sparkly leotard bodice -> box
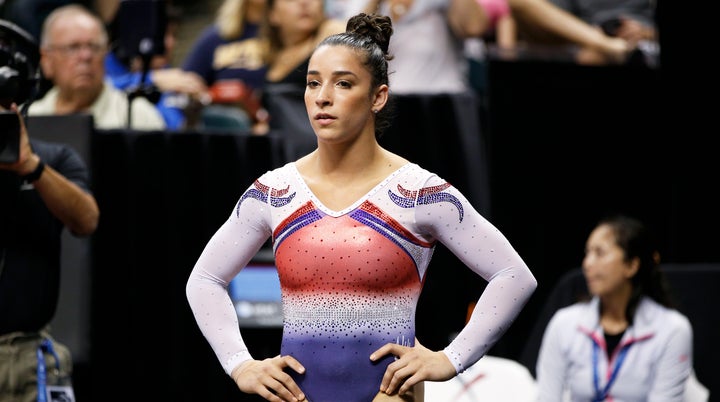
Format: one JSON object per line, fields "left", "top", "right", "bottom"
{"left": 187, "top": 162, "right": 536, "bottom": 402}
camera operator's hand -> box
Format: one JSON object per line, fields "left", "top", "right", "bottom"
{"left": 0, "top": 103, "right": 99, "bottom": 236}
{"left": 0, "top": 103, "right": 36, "bottom": 175}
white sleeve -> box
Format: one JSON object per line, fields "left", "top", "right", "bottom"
{"left": 185, "top": 185, "right": 273, "bottom": 376}
{"left": 535, "top": 311, "right": 569, "bottom": 402}
{"left": 416, "top": 180, "right": 537, "bottom": 373}
{"left": 647, "top": 312, "right": 693, "bottom": 401}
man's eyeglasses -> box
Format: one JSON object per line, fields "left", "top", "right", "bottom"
{"left": 47, "top": 42, "right": 107, "bottom": 57}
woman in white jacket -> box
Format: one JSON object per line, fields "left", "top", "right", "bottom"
{"left": 535, "top": 215, "right": 693, "bottom": 402}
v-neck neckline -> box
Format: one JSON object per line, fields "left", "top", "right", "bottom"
{"left": 289, "top": 162, "right": 413, "bottom": 217}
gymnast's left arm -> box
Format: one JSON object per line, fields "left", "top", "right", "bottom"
{"left": 422, "top": 182, "right": 537, "bottom": 373}
{"left": 372, "top": 178, "right": 537, "bottom": 396}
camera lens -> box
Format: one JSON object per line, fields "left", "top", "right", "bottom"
{"left": 0, "top": 19, "right": 39, "bottom": 106}
{"left": 0, "top": 65, "right": 21, "bottom": 108}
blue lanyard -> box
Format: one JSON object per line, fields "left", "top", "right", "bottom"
{"left": 37, "top": 338, "right": 61, "bottom": 402}
{"left": 592, "top": 339, "right": 630, "bottom": 402}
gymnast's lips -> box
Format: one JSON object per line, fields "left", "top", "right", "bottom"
{"left": 314, "top": 113, "right": 336, "bottom": 124}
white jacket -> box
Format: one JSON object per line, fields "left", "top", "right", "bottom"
{"left": 536, "top": 296, "right": 693, "bottom": 402}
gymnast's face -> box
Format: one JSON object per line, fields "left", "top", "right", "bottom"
{"left": 305, "top": 44, "right": 387, "bottom": 144}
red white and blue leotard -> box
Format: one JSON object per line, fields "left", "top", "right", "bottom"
{"left": 186, "top": 162, "right": 536, "bottom": 402}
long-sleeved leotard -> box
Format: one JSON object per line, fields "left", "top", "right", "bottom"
{"left": 186, "top": 162, "right": 536, "bottom": 402}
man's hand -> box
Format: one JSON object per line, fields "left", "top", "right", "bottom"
{"left": 0, "top": 103, "right": 36, "bottom": 175}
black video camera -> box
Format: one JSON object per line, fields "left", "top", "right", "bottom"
{"left": 0, "top": 19, "right": 40, "bottom": 163}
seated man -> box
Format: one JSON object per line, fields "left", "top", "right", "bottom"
{"left": 28, "top": 4, "right": 165, "bottom": 130}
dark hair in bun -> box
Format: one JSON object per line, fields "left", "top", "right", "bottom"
{"left": 316, "top": 13, "right": 395, "bottom": 137}
{"left": 345, "top": 13, "right": 393, "bottom": 56}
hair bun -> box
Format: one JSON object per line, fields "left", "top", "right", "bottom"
{"left": 345, "top": 13, "right": 393, "bottom": 54}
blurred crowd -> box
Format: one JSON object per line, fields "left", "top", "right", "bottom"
{"left": 0, "top": 0, "right": 659, "bottom": 143}
{"left": 2, "top": 2, "right": 709, "bottom": 402}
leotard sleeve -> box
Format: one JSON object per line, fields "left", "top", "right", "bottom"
{"left": 415, "top": 175, "right": 537, "bottom": 373}
{"left": 186, "top": 177, "right": 274, "bottom": 375}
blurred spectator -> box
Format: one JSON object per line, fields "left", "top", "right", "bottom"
{"left": 28, "top": 4, "right": 166, "bottom": 130}
{"left": 181, "top": 0, "right": 268, "bottom": 134}
{"left": 535, "top": 215, "right": 693, "bottom": 401}
{"left": 261, "top": 0, "right": 345, "bottom": 85}
{"left": 548, "top": 0, "right": 656, "bottom": 43}
{"left": 477, "top": 0, "right": 516, "bottom": 49}
{"left": 506, "top": 0, "right": 635, "bottom": 64}
{"left": 259, "top": 0, "right": 345, "bottom": 159}
{"left": 105, "top": 2, "right": 208, "bottom": 130}
{"left": 351, "top": 0, "right": 488, "bottom": 95}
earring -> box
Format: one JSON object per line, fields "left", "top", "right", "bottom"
{"left": 372, "top": 109, "right": 378, "bottom": 114}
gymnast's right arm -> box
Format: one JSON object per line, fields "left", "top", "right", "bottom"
{"left": 185, "top": 178, "right": 307, "bottom": 401}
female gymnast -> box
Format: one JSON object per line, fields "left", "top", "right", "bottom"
{"left": 186, "top": 13, "right": 537, "bottom": 402}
